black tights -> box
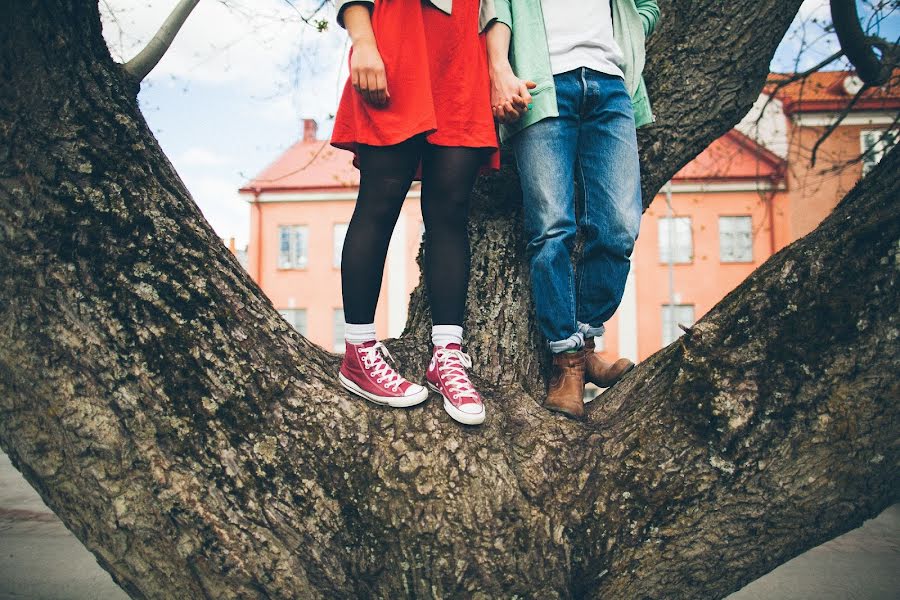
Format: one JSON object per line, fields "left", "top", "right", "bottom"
{"left": 341, "top": 135, "right": 484, "bottom": 326}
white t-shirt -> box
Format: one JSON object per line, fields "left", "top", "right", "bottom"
{"left": 541, "top": 0, "right": 625, "bottom": 79}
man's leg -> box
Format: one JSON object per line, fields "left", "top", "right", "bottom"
{"left": 511, "top": 71, "right": 582, "bottom": 353}
{"left": 575, "top": 70, "right": 642, "bottom": 387}
{"left": 575, "top": 70, "right": 642, "bottom": 338}
{"left": 513, "top": 71, "right": 588, "bottom": 418}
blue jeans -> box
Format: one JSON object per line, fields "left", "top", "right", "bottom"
{"left": 512, "top": 68, "right": 642, "bottom": 353}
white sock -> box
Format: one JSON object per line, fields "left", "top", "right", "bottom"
{"left": 432, "top": 325, "right": 463, "bottom": 348}
{"left": 345, "top": 322, "right": 376, "bottom": 345}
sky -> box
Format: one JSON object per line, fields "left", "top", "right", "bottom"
{"left": 98, "top": 0, "right": 898, "bottom": 248}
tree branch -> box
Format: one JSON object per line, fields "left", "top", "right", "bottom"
{"left": 809, "top": 80, "right": 870, "bottom": 166}
{"left": 123, "top": 0, "right": 201, "bottom": 82}
{"left": 831, "top": 0, "right": 895, "bottom": 85}
{"left": 765, "top": 49, "right": 845, "bottom": 90}
{"left": 281, "top": 0, "right": 331, "bottom": 29}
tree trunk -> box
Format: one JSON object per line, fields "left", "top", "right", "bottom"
{"left": 1, "top": 1, "right": 896, "bottom": 599}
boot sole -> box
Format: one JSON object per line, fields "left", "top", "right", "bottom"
{"left": 545, "top": 403, "right": 584, "bottom": 420}
{"left": 339, "top": 373, "right": 429, "bottom": 408}
{"left": 427, "top": 382, "right": 485, "bottom": 426}
{"left": 588, "top": 361, "right": 637, "bottom": 389}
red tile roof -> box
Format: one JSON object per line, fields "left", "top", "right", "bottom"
{"left": 766, "top": 69, "right": 900, "bottom": 114}
{"left": 674, "top": 130, "right": 785, "bottom": 182}
{"left": 245, "top": 131, "right": 785, "bottom": 194}
{"left": 239, "top": 140, "right": 359, "bottom": 194}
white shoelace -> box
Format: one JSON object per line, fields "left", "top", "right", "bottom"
{"left": 359, "top": 342, "right": 404, "bottom": 392}
{"left": 435, "top": 348, "right": 480, "bottom": 402}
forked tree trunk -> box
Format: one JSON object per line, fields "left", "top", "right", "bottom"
{"left": 1, "top": 1, "right": 896, "bottom": 599}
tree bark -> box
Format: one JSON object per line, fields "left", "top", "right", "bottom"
{"left": 0, "top": 1, "right": 896, "bottom": 599}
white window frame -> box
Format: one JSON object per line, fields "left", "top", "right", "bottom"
{"left": 333, "top": 308, "right": 345, "bottom": 353}
{"left": 278, "top": 225, "right": 308, "bottom": 269}
{"left": 719, "top": 216, "right": 753, "bottom": 263}
{"left": 658, "top": 216, "right": 693, "bottom": 264}
{"left": 860, "top": 129, "right": 897, "bottom": 175}
{"left": 333, "top": 223, "right": 349, "bottom": 268}
{"left": 662, "top": 304, "right": 695, "bottom": 346}
{"left": 278, "top": 308, "right": 308, "bottom": 336}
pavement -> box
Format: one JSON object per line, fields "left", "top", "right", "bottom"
{"left": 0, "top": 452, "right": 128, "bottom": 600}
{"left": 1, "top": 450, "right": 897, "bottom": 599}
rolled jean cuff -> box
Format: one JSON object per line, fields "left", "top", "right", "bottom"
{"left": 549, "top": 331, "right": 585, "bottom": 354}
{"left": 578, "top": 322, "right": 606, "bottom": 338}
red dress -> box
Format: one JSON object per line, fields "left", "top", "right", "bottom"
{"left": 331, "top": 0, "right": 500, "bottom": 171}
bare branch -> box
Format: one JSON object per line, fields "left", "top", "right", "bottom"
{"left": 818, "top": 110, "right": 900, "bottom": 175}
{"left": 831, "top": 0, "right": 895, "bottom": 85}
{"left": 810, "top": 81, "right": 870, "bottom": 166}
{"left": 281, "top": 0, "right": 331, "bottom": 29}
{"left": 765, "top": 49, "right": 845, "bottom": 89}
{"left": 123, "top": 0, "right": 201, "bottom": 82}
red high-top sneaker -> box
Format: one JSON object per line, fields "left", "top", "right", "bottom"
{"left": 339, "top": 341, "right": 428, "bottom": 408}
{"left": 426, "top": 344, "right": 485, "bottom": 425}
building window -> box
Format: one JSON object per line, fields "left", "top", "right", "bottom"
{"left": 278, "top": 309, "right": 307, "bottom": 336}
{"left": 278, "top": 225, "right": 308, "bottom": 269}
{"left": 662, "top": 304, "right": 695, "bottom": 346}
{"left": 333, "top": 223, "right": 348, "bottom": 268}
{"left": 860, "top": 129, "right": 897, "bottom": 175}
{"left": 719, "top": 216, "right": 753, "bottom": 263}
{"left": 658, "top": 217, "right": 693, "bottom": 263}
{"left": 333, "top": 308, "right": 345, "bottom": 353}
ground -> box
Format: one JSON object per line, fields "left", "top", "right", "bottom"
{"left": 0, "top": 451, "right": 896, "bottom": 600}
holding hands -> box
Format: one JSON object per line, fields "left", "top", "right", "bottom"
{"left": 490, "top": 66, "right": 535, "bottom": 124}
{"left": 486, "top": 22, "right": 534, "bottom": 124}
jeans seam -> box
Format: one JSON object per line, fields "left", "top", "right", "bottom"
{"left": 580, "top": 67, "right": 588, "bottom": 117}
{"left": 573, "top": 69, "right": 585, "bottom": 336}
{"left": 576, "top": 155, "right": 589, "bottom": 328}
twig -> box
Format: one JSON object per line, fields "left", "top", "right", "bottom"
{"left": 124, "top": 0, "right": 201, "bottom": 82}
{"left": 810, "top": 82, "right": 870, "bottom": 167}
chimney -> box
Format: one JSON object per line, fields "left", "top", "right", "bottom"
{"left": 303, "top": 118, "right": 318, "bottom": 142}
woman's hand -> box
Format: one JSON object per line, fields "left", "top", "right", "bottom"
{"left": 351, "top": 39, "right": 389, "bottom": 107}
{"left": 342, "top": 4, "right": 389, "bottom": 107}
{"left": 490, "top": 64, "right": 535, "bottom": 124}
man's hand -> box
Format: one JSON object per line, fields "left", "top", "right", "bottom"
{"left": 351, "top": 39, "right": 389, "bottom": 107}
{"left": 490, "top": 64, "right": 535, "bottom": 124}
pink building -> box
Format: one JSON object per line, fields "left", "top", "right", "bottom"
{"left": 240, "top": 120, "right": 422, "bottom": 351}
{"left": 241, "top": 71, "right": 898, "bottom": 362}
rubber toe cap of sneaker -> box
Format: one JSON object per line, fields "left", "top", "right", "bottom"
{"left": 456, "top": 402, "right": 484, "bottom": 415}
{"left": 405, "top": 383, "right": 426, "bottom": 397}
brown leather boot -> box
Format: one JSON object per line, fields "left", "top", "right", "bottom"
{"left": 545, "top": 349, "right": 586, "bottom": 419}
{"left": 584, "top": 338, "right": 634, "bottom": 388}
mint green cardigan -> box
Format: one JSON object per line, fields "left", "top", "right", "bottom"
{"left": 494, "top": 0, "right": 660, "bottom": 142}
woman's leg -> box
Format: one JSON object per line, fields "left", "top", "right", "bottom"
{"left": 419, "top": 144, "right": 484, "bottom": 328}
{"left": 338, "top": 136, "right": 429, "bottom": 408}
{"left": 341, "top": 136, "right": 424, "bottom": 325}
{"left": 420, "top": 144, "right": 486, "bottom": 425}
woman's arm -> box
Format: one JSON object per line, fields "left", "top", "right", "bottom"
{"left": 342, "top": 3, "right": 389, "bottom": 107}
{"left": 486, "top": 21, "right": 535, "bottom": 124}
